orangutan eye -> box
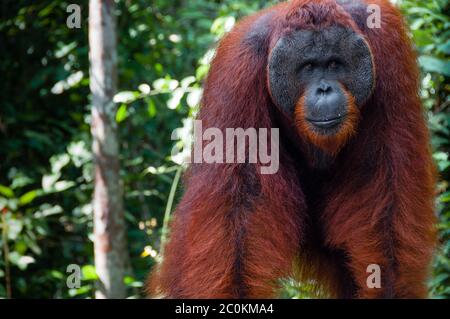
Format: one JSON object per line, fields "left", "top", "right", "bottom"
{"left": 304, "top": 63, "right": 312, "bottom": 69}
{"left": 300, "top": 62, "right": 314, "bottom": 72}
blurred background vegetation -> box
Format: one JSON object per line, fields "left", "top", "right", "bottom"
{"left": 0, "top": 0, "right": 448, "bottom": 298}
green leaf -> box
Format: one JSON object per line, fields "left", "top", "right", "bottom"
{"left": 50, "top": 270, "right": 64, "bottom": 280}
{"left": 437, "top": 40, "right": 450, "bottom": 54}
{"left": 419, "top": 56, "right": 450, "bottom": 76}
{"left": 138, "top": 83, "right": 151, "bottom": 94}
{"left": 430, "top": 273, "right": 449, "bottom": 285}
{"left": 196, "top": 64, "right": 209, "bottom": 80}
{"left": 17, "top": 256, "right": 36, "bottom": 270}
{"left": 124, "top": 276, "right": 143, "bottom": 288}
{"left": 440, "top": 191, "right": 450, "bottom": 203}
{"left": 412, "top": 30, "right": 433, "bottom": 46}
{"left": 153, "top": 78, "right": 178, "bottom": 91}
{"left": 53, "top": 181, "right": 75, "bottom": 192}
{"left": 0, "top": 184, "right": 14, "bottom": 198}
{"left": 147, "top": 99, "right": 157, "bottom": 118}
{"left": 14, "top": 240, "right": 28, "bottom": 254}
{"left": 6, "top": 199, "right": 18, "bottom": 211}
{"left": 82, "top": 265, "right": 98, "bottom": 281}
{"left": 8, "top": 251, "right": 21, "bottom": 265}
{"left": 116, "top": 104, "right": 128, "bottom": 123}
{"left": 113, "top": 91, "right": 138, "bottom": 104}
{"left": 187, "top": 88, "right": 202, "bottom": 108}
{"left": 181, "top": 76, "right": 196, "bottom": 88}
{"left": 167, "top": 88, "right": 184, "bottom": 109}
{"left": 50, "top": 153, "right": 71, "bottom": 173}
{"left": 55, "top": 41, "right": 77, "bottom": 58}
{"left": 9, "top": 252, "right": 35, "bottom": 270}
{"left": 10, "top": 175, "right": 33, "bottom": 189}
{"left": 42, "top": 172, "right": 61, "bottom": 192}
{"left": 19, "top": 190, "right": 38, "bottom": 206}
{"left": 7, "top": 219, "right": 23, "bottom": 240}
{"left": 433, "top": 151, "right": 450, "bottom": 171}
{"left": 69, "top": 285, "right": 91, "bottom": 297}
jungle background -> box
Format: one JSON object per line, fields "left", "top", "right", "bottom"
{"left": 0, "top": 0, "right": 449, "bottom": 299}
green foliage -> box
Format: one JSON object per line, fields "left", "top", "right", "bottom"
{"left": 400, "top": 0, "right": 450, "bottom": 299}
{"left": 0, "top": 0, "right": 448, "bottom": 298}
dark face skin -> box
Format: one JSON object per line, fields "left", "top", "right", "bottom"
{"left": 268, "top": 26, "right": 374, "bottom": 135}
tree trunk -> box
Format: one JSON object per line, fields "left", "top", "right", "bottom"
{"left": 88, "top": 0, "right": 128, "bottom": 299}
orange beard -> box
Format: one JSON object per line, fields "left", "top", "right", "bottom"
{"left": 294, "top": 87, "right": 359, "bottom": 156}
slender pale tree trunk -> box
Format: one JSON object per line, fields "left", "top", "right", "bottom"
{"left": 89, "top": 0, "right": 128, "bottom": 299}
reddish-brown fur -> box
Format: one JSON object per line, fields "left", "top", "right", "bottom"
{"left": 148, "top": 0, "right": 437, "bottom": 298}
